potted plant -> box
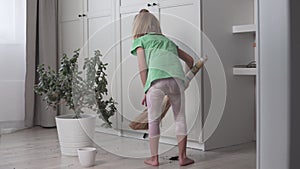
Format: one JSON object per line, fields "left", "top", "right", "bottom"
{"left": 34, "top": 49, "right": 117, "bottom": 156}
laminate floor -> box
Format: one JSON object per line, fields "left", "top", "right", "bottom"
{"left": 0, "top": 127, "right": 256, "bottom": 169}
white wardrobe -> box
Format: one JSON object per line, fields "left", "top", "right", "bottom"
{"left": 59, "top": 0, "right": 256, "bottom": 150}
{"left": 119, "top": 0, "right": 203, "bottom": 147}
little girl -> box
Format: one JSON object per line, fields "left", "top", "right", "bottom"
{"left": 131, "top": 9, "right": 195, "bottom": 166}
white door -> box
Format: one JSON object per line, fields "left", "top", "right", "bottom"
{"left": 86, "top": 0, "right": 119, "bottom": 128}
{"left": 120, "top": 0, "right": 158, "bottom": 11}
{"left": 60, "top": 0, "right": 83, "bottom": 22}
{"left": 119, "top": 0, "right": 202, "bottom": 144}
{"left": 59, "top": 0, "right": 85, "bottom": 61}
{"left": 59, "top": 0, "right": 85, "bottom": 115}
{"left": 159, "top": 0, "right": 202, "bottom": 142}
{"left": 119, "top": 2, "right": 160, "bottom": 133}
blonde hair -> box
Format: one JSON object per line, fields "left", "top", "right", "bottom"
{"left": 132, "top": 9, "right": 162, "bottom": 39}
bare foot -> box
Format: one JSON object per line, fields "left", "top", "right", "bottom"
{"left": 179, "top": 157, "right": 194, "bottom": 166}
{"left": 144, "top": 156, "right": 159, "bottom": 166}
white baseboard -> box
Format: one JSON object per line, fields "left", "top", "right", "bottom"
{"left": 95, "top": 127, "right": 204, "bottom": 150}
{"left": 0, "top": 121, "right": 26, "bottom": 134}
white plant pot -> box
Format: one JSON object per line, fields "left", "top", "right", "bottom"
{"left": 77, "top": 147, "right": 97, "bottom": 167}
{"left": 55, "top": 114, "right": 96, "bottom": 156}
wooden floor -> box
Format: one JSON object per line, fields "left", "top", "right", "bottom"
{"left": 0, "top": 127, "right": 256, "bottom": 169}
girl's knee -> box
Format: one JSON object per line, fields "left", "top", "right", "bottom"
{"left": 149, "top": 121, "right": 160, "bottom": 137}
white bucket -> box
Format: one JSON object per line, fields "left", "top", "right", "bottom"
{"left": 77, "top": 147, "right": 97, "bottom": 167}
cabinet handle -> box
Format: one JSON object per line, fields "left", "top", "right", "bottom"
{"left": 152, "top": 3, "right": 157, "bottom": 6}
{"left": 147, "top": 3, "right": 151, "bottom": 7}
{"left": 82, "top": 14, "right": 86, "bottom": 17}
{"left": 78, "top": 14, "right": 82, "bottom": 17}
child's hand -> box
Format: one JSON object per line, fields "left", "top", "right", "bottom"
{"left": 141, "top": 94, "right": 147, "bottom": 106}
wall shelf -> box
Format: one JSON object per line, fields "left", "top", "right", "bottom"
{"left": 233, "top": 67, "right": 257, "bottom": 76}
{"left": 232, "top": 24, "right": 256, "bottom": 34}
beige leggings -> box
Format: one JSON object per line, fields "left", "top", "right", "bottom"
{"left": 146, "top": 78, "right": 187, "bottom": 138}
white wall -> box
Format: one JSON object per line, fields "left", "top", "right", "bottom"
{"left": 0, "top": 0, "right": 26, "bottom": 122}
{"left": 0, "top": 44, "right": 25, "bottom": 122}
{"left": 202, "top": 0, "right": 255, "bottom": 150}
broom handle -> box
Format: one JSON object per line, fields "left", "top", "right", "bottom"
{"left": 184, "top": 57, "right": 207, "bottom": 88}
{"left": 151, "top": 57, "right": 207, "bottom": 119}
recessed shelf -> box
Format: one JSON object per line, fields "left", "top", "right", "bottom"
{"left": 232, "top": 24, "right": 256, "bottom": 34}
{"left": 233, "top": 67, "right": 257, "bottom": 76}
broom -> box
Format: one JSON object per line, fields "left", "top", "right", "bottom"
{"left": 129, "top": 57, "right": 207, "bottom": 130}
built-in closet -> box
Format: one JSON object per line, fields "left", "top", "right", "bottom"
{"left": 58, "top": 0, "right": 256, "bottom": 150}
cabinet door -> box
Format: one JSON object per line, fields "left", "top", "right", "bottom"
{"left": 119, "top": 9, "right": 145, "bottom": 133}
{"left": 59, "top": 0, "right": 85, "bottom": 115}
{"left": 119, "top": 3, "right": 159, "bottom": 132}
{"left": 60, "top": 20, "right": 84, "bottom": 60}
{"left": 87, "top": 0, "right": 111, "bottom": 17}
{"left": 120, "top": 0, "right": 159, "bottom": 15}
{"left": 159, "top": 0, "right": 202, "bottom": 142}
{"left": 59, "top": 0, "right": 84, "bottom": 22}
{"left": 121, "top": 0, "right": 154, "bottom": 9}
{"left": 119, "top": 1, "right": 202, "bottom": 142}
{"left": 59, "top": 0, "right": 85, "bottom": 57}
{"left": 86, "top": 0, "right": 118, "bottom": 128}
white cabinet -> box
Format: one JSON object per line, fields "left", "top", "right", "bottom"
{"left": 59, "top": 0, "right": 118, "bottom": 128}
{"left": 59, "top": 0, "right": 203, "bottom": 147}
{"left": 159, "top": 0, "right": 202, "bottom": 143}
{"left": 59, "top": 0, "right": 258, "bottom": 151}
{"left": 119, "top": 5, "right": 154, "bottom": 135}
{"left": 60, "top": 0, "right": 83, "bottom": 22}
{"left": 119, "top": 0, "right": 203, "bottom": 144}
{"left": 59, "top": 0, "right": 86, "bottom": 116}
{"left": 86, "top": 1, "right": 118, "bottom": 128}
{"left": 120, "top": 0, "right": 159, "bottom": 13}
{"left": 120, "top": 0, "right": 149, "bottom": 7}
{"left": 59, "top": 0, "right": 84, "bottom": 58}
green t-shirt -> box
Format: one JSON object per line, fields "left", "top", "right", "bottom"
{"left": 131, "top": 33, "right": 186, "bottom": 93}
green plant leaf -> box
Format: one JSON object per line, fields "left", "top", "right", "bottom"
{"left": 34, "top": 49, "right": 117, "bottom": 126}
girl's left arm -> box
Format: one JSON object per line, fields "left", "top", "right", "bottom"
{"left": 177, "top": 48, "right": 194, "bottom": 69}
{"left": 136, "top": 47, "right": 148, "bottom": 87}
{"left": 136, "top": 47, "right": 148, "bottom": 106}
